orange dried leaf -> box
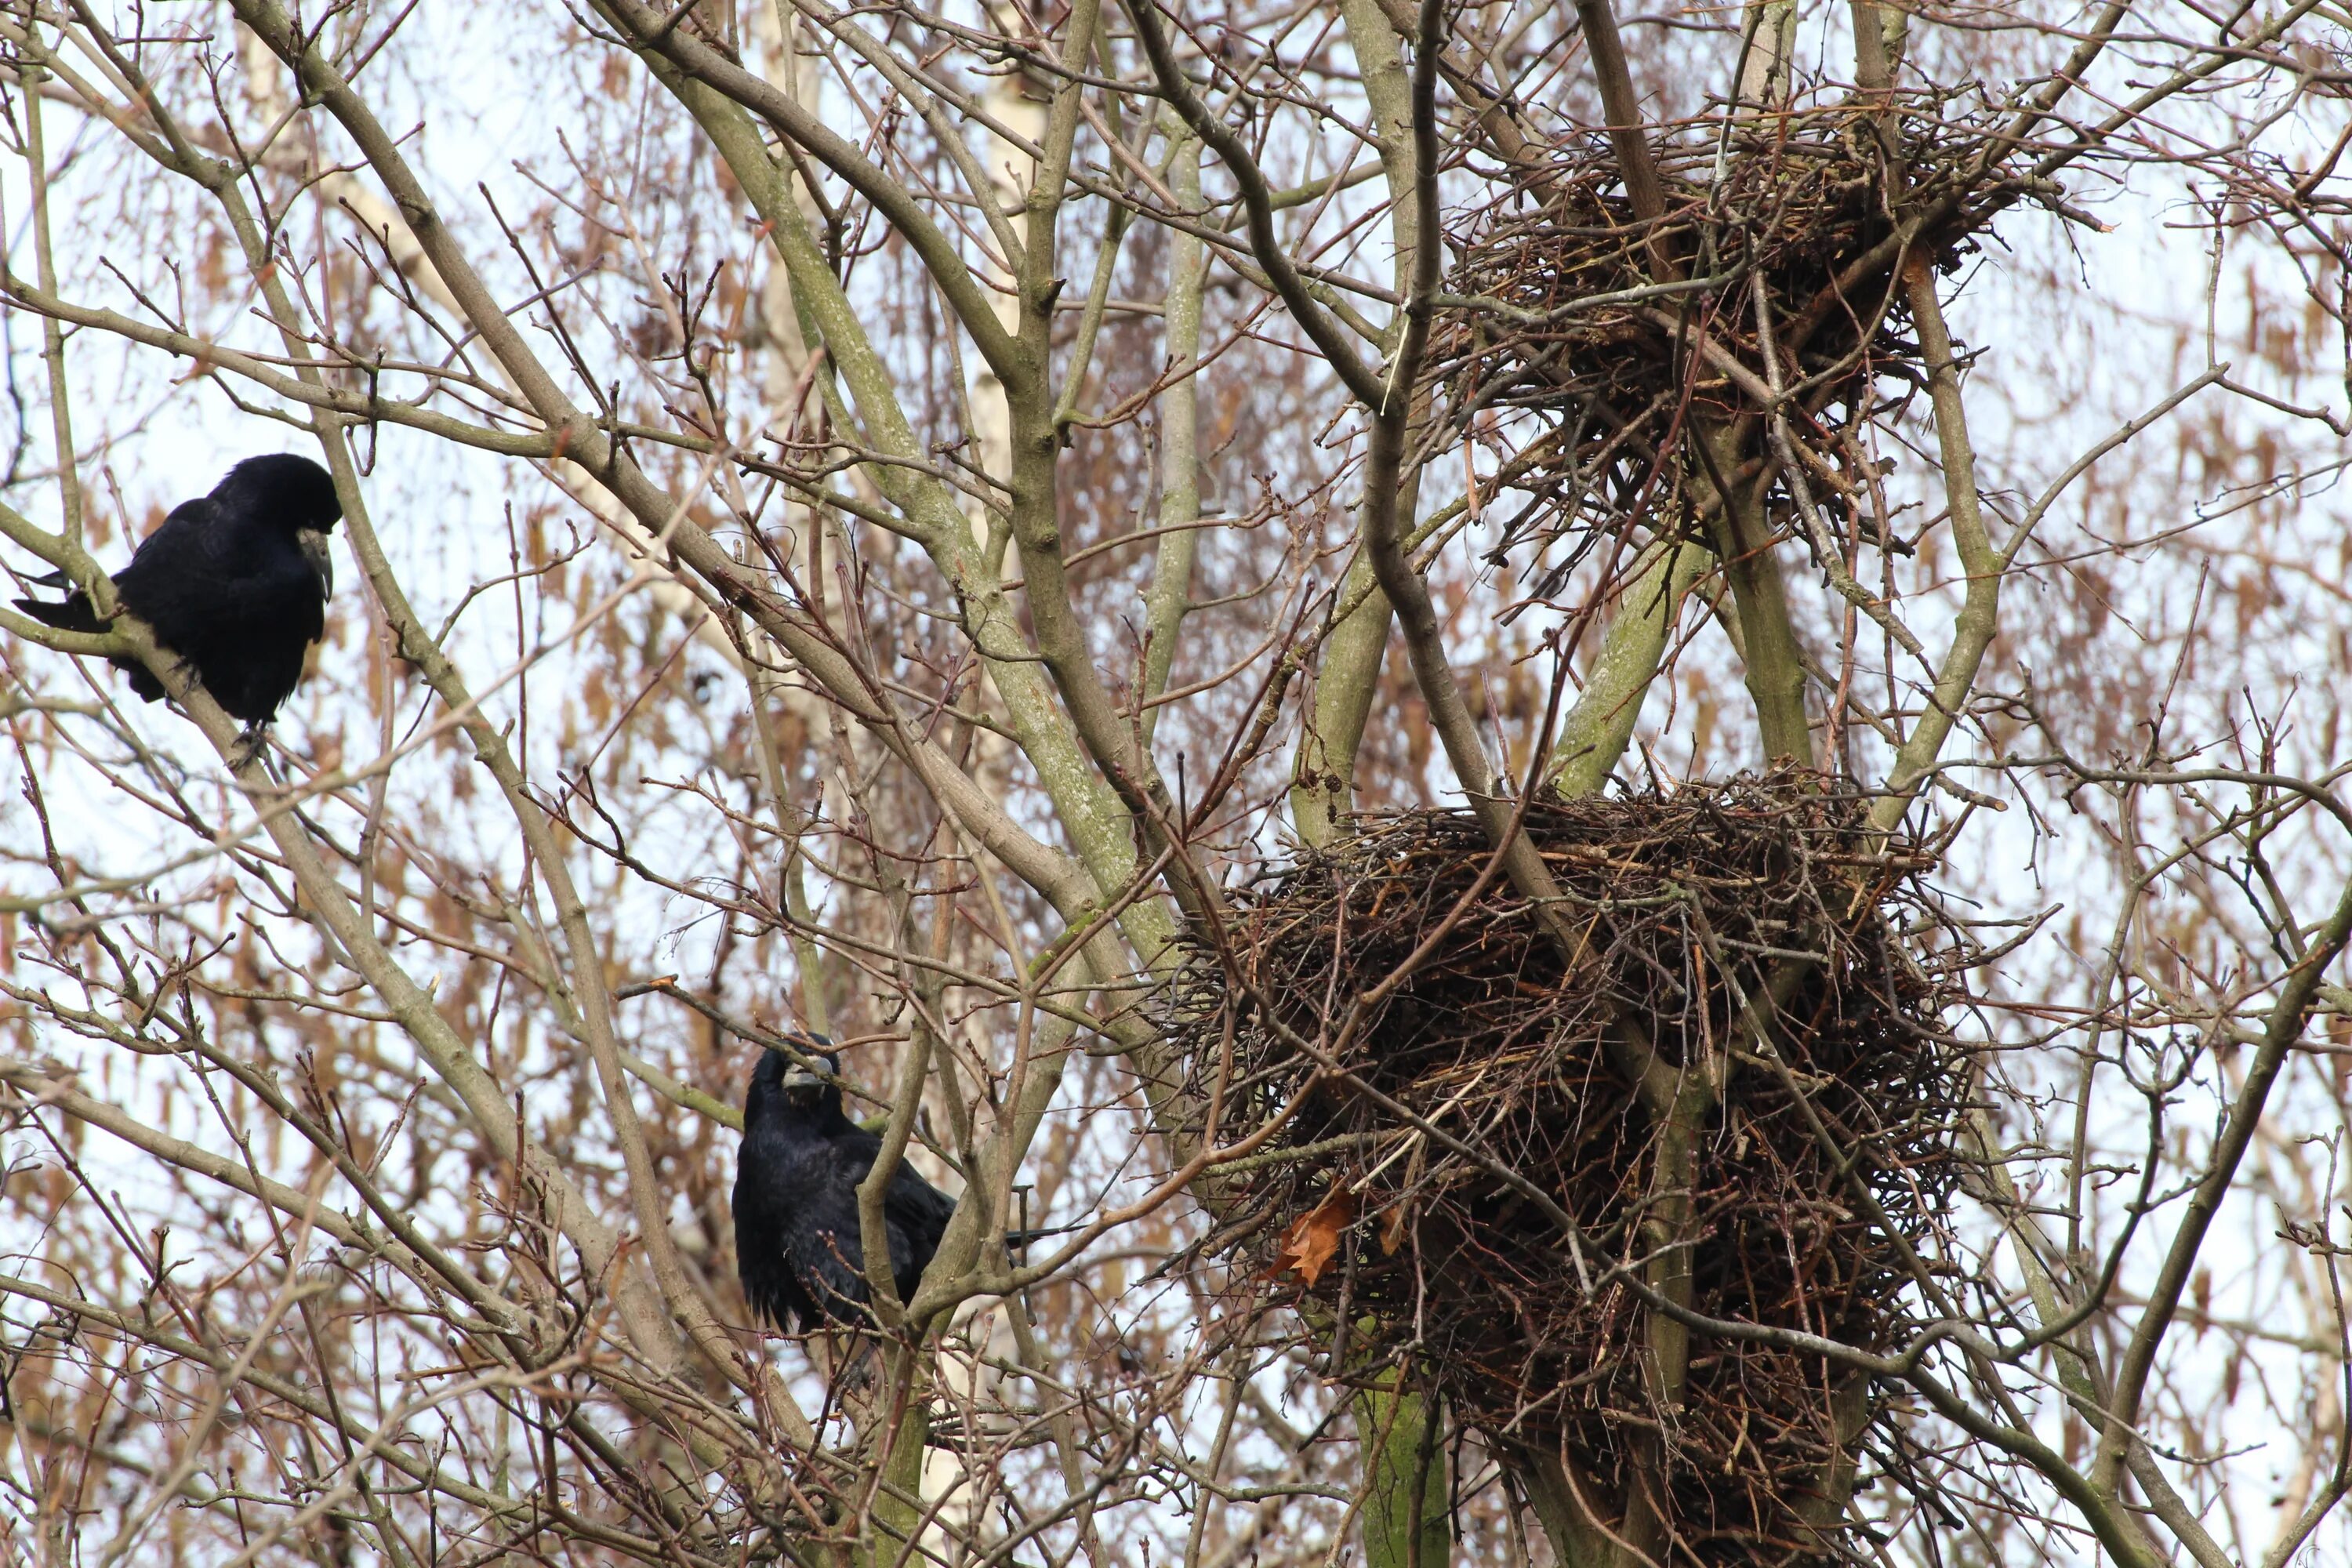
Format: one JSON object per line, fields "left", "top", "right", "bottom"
{"left": 1277, "top": 1191, "right": 1357, "bottom": 1287}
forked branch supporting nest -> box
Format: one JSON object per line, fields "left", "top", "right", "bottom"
{"left": 1170, "top": 778, "right": 1980, "bottom": 1567}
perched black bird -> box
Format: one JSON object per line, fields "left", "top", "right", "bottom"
{"left": 14, "top": 454, "right": 341, "bottom": 745}
{"left": 733, "top": 1042, "right": 956, "bottom": 1330}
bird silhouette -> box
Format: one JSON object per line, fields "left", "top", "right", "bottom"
{"left": 14, "top": 453, "right": 341, "bottom": 750}
{"left": 732, "top": 1041, "right": 957, "bottom": 1330}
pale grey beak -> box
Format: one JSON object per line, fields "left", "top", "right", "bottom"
{"left": 298, "top": 527, "right": 334, "bottom": 602}
{"left": 782, "top": 1062, "right": 825, "bottom": 1091}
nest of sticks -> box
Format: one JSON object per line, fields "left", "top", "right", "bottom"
{"left": 1171, "top": 778, "right": 1977, "bottom": 1566}
{"left": 1425, "top": 105, "right": 2024, "bottom": 568}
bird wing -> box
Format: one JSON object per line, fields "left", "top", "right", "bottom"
{"left": 881, "top": 1160, "right": 956, "bottom": 1291}
{"left": 111, "top": 498, "right": 215, "bottom": 607}
{"left": 884, "top": 1166, "right": 955, "bottom": 1250}
{"left": 735, "top": 1131, "right": 838, "bottom": 1330}
{"left": 731, "top": 1162, "right": 793, "bottom": 1327}
{"left": 778, "top": 1165, "right": 877, "bottom": 1319}
{"left": 110, "top": 499, "right": 230, "bottom": 654}
{"left": 818, "top": 1128, "right": 957, "bottom": 1308}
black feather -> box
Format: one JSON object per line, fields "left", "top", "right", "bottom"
{"left": 732, "top": 1042, "right": 957, "bottom": 1330}
{"left": 13, "top": 453, "right": 341, "bottom": 724}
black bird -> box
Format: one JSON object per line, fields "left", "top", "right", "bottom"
{"left": 733, "top": 1042, "right": 957, "bottom": 1330}
{"left": 14, "top": 454, "right": 341, "bottom": 746}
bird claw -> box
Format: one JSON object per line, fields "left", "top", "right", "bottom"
{"left": 227, "top": 722, "right": 271, "bottom": 771}
{"left": 827, "top": 1336, "right": 882, "bottom": 1399}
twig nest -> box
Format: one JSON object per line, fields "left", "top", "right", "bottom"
{"left": 1425, "top": 107, "right": 2020, "bottom": 578}
{"left": 1171, "top": 775, "right": 1976, "bottom": 1566}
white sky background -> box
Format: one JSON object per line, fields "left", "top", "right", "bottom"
{"left": 0, "top": 0, "right": 2347, "bottom": 1563}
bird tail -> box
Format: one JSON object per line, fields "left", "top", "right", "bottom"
{"left": 13, "top": 593, "right": 106, "bottom": 634}
{"left": 1004, "top": 1222, "right": 1084, "bottom": 1250}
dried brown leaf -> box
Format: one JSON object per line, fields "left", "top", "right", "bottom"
{"left": 1276, "top": 1190, "right": 1357, "bottom": 1287}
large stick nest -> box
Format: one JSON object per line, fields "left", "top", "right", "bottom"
{"left": 1170, "top": 778, "right": 1978, "bottom": 1566}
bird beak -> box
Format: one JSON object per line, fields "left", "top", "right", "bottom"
{"left": 298, "top": 528, "right": 334, "bottom": 601}
{"left": 781, "top": 1061, "right": 826, "bottom": 1101}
